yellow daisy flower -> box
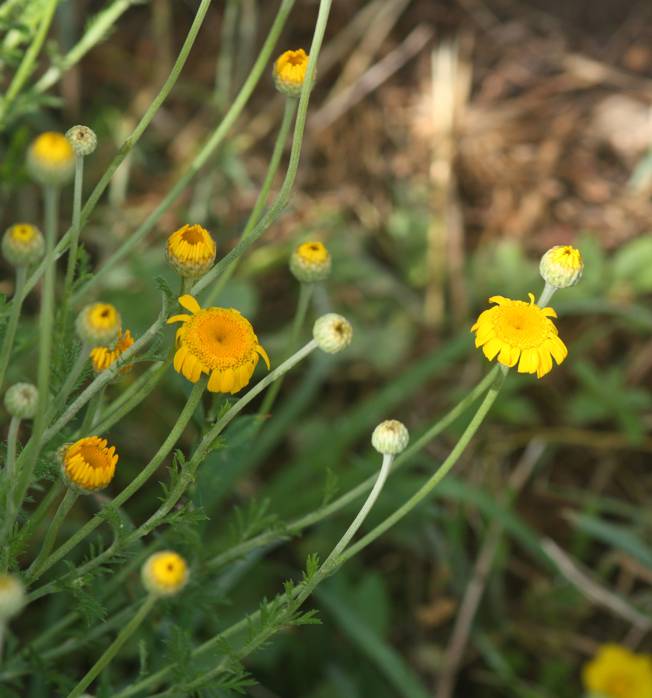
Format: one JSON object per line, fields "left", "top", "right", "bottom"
{"left": 141, "top": 551, "right": 188, "bottom": 597}
{"left": 90, "top": 329, "right": 135, "bottom": 373}
{"left": 60, "top": 436, "right": 118, "bottom": 493}
{"left": 166, "top": 223, "right": 216, "bottom": 278}
{"left": 471, "top": 293, "right": 567, "bottom": 378}
{"left": 583, "top": 644, "right": 652, "bottom": 698}
{"left": 273, "top": 49, "right": 310, "bottom": 96}
{"left": 167, "top": 295, "right": 270, "bottom": 394}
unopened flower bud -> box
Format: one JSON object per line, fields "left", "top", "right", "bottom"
{"left": 141, "top": 551, "right": 188, "bottom": 597}
{"left": 0, "top": 574, "right": 25, "bottom": 620}
{"left": 2, "top": 223, "right": 45, "bottom": 267}
{"left": 313, "top": 313, "right": 352, "bottom": 353}
{"left": 65, "top": 125, "right": 97, "bottom": 157}
{"left": 76, "top": 303, "right": 121, "bottom": 346}
{"left": 371, "top": 420, "right": 409, "bottom": 455}
{"left": 4, "top": 383, "right": 38, "bottom": 420}
{"left": 539, "top": 245, "right": 583, "bottom": 289}
{"left": 290, "top": 241, "right": 331, "bottom": 283}
{"left": 27, "top": 131, "right": 75, "bottom": 186}
{"left": 166, "top": 224, "right": 216, "bottom": 278}
{"left": 273, "top": 49, "right": 311, "bottom": 97}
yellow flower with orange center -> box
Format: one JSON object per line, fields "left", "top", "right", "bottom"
{"left": 141, "top": 551, "right": 189, "bottom": 596}
{"left": 27, "top": 131, "right": 75, "bottom": 185}
{"left": 90, "top": 329, "right": 135, "bottom": 373}
{"left": 166, "top": 224, "right": 216, "bottom": 278}
{"left": 583, "top": 645, "right": 652, "bottom": 698}
{"left": 167, "top": 295, "right": 270, "bottom": 394}
{"left": 60, "top": 436, "right": 118, "bottom": 492}
{"left": 471, "top": 293, "right": 567, "bottom": 378}
{"left": 273, "top": 49, "right": 310, "bottom": 96}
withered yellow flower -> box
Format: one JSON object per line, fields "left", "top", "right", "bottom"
{"left": 60, "top": 436, "right": 118, "bottom": 493}
{"left": 471, "top": 293, "right": 567, "bottom": 378}
{"left": 90, "top": 329, "right": 135, "bottom": 373}
{"left": 167, "top": 295, "right": 270, "bottom": 394}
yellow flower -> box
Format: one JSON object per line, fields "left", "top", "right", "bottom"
{"left": 141, "top": 551, "right": 188, "bottom": 596}
{"left": 2, "top": 223, "right": 44, "bottom": 267}
{"left": 90, "top": 329, "right": 135, "bottom": 373}
{"left": 583, "top": 645, "right": 652, "bottom": 698}
{"left": 290, "top": 241, "right": 331, "bottom": 283}
{"left": 166, "top": 224, "right": 216, "bottom": 278}
{"left": 76, "top": 302, "right": 122, "bottom": 346}
{"left": 167, "top": 295, "right": 270, "bottom": 394}
{"left": 471, "top": 293, "right": 567, "bottom": 378}
{"left": 27, "top": 131, "right": 75, "bottom": 185}
{"left": 273, "top": 49, "right": 310, "bottom": 96}
{"left": 60, "top": 436, "right": 118, "bottom": 493}
{"left": 540, "top": 245, "right": 583, "bottom": 289}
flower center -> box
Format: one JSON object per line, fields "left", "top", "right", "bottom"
{"left": 185, "top": 309, "right": 256, "bottom": 370}
{"left": 79, "top": 444, "right": 109, "bottom": 470}
{"left": 181, "top": 226, "right": 205, "bottom": 245}
{"left": 492, "top": 302, "right": 549, "bottom": 350}
{"left": 605, "top": 674, "right": 634, "bottom": 698}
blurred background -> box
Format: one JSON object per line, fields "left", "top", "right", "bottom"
{"left": 1, "top": 1, "right": 652, "bottom": 696}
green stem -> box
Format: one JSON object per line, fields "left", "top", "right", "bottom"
{"left": 0, "top": 0, "right": 58, "bottom": 127}
{"left": 0, "top": 266, "right": 27, "bottom": 391}
{"left": 61, "top": 155, "right": 84, "bottom": 324}
{"left": 26, "top": 488, "right": 78, "bottom": 580}
{"left": 19, "top": 0, "right": 216, "bottom": 303}
{"left": 207, "top": 366, "right": 499, "bottom": 571}
{"left": 65, "top": 594, "right": 157, "bottom": 698}
{"left": 26, "top": 380, "right": 205, "bottom": 583}
{"left": 259, "top": 282, "right": 313, "bottom": 415}
{"left": 47, "top": 345, "right": 89, "bottom": 422}
{"left": 338, "top": 371, "right": 506, "bottom": 564}
{"left": 7, "top": 481, "right": 64, "bottom": 556}
{"left": 204, "top": 97, "right": 298, "bottom": 305}
{"left": 79, "top": 385, "right": 105, "bottom": 434}
{"left": 2, "top": 416, "right": 21, "bottom": 571}
{"left": 73, "top": 0, "right": 296, "bottom": 302}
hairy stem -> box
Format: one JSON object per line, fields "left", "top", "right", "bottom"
{"left": 0, "top": 266, "right": 27, "bottom": 391}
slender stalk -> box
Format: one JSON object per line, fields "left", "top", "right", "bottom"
{"left": 2, "top": 416, "right": 21, "bottom": 571}
{"left": 0, "top": 0, "right": 58, "bottom": 127}
{"left": 72, "top": 0, "right": 296, "bottom": 301}
{"left": 0, "top": 266, "right": 27, "bottom": 391}
{"left": 537, "top": 282, "right": 556, "bottom": 307}
{"left": 26, "top": 380, "right": 205, "bottom": 583}
{"left": 204, "top": 97, "right": 298, "bottom": 305}
{"left": 339, "top": 371, "right": 506, "bottom": 564}
{"left": 19, "top": 0, "right": 216, "bottom": 302}
{"left": 47, "top": 345, "right": 89, "bottom": 422}
{"left": 61, "top": 154, "right": 84, "bottom": 324}
{"left": 259, "top": 282, "right": 313, "bottom": 415}
{"left": 65, "top": 594, "right": 157, "bottom": 698}
{"left": 8, "top": 482, "right": 63, "bottom": 554}
{"left": 26, "top": 488, "right": 78, "bottom": 580}
{"left": 79, "top": 385, "right": 105, "bottom": 434}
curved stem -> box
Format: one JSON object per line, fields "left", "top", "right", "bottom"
{"left": 260, "top": 282, "right": 313, "bottom": 416}
{"left": 204, "top": 97, "right": 298, "bottom": 305}
{"left": 26, "top": 488, "right": 78, "bottom": 580}
{"left": 0, "top": 266, "right": 27, "bottom": 391}
{"left": 65, "top": 594, "right": 157, "bottom": 698}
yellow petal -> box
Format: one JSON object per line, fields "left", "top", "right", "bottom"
{"left": 173, "top": 345, "right": 188, "bottom": 373}
{"left": 256, "top": 344, "right": 271, "bottom": 370}
{"left": 207, "top": 370, "right": 222, "bottom": 392}
{"left": 482, "top": 338, "right": 502, "bottom": 360}
{"left": 178, "top": 294, "right": 201, "bottom": 314}
{"left": 167, "top": 313, "right": 191, "bottom": 325}
{"left": 488, "top": 295, "right": 509, "bottom": 306}
{"left": 548, "top": 335, "right": 568, "bottom": 364}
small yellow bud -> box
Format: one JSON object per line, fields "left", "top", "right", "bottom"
{"left": 4, "top": 383, "right": 38, "bottom": 419}
{"left": 273, "top": 49, "right": 310, "bottom": 97}
{"left": 166, "top": 224, "right": 216, "bottom": 278}
{"left": 289, "top": 241, "right": 331, "bottom": 283}
{"left": 539, "top": 245, "right": 583, "bottom": 289}
{"left": 76, "top": 303, "right": 121, "bottom": 346}
{"left": 313, "top": 313, "right": 352, "bottom": 353}
{"left": 141, "top": 551, "right": 189, "bottom": 597}
{"left": 0, "top": 574, "right": 25, "bottom": 620}
{"left": 27, "top": 131, "right": 75, "bottom": 186}
{"left": 2, "top": 223, "right": 45, "bottom": 267}
{"left": 371, "top": 420, "right": 409, "bottom": 455}
{"left": 65, "top": 124, "right": 97, "bottom": 157}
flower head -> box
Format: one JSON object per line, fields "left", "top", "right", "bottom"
{"left": 141, "top": 551, "right": 188, "bottom": 597}
{"left": 313, "top": 313, "right": 352, "bottom": 354}
{"left": 372, "top": 420, "right": 409, "bottom": 455}
{"left": 167, "top": 295, "right": 270, "bottom": 394}
{"left": 65, "top": 124, "right": 97, "bottom": 157}
{"left": 27, "top": 131, "right": 75, "bottom": 185}
{"left": 471, "top": 293, "right": 567, "bottom": 378}
{"left": 0, "top": 574, "right": 25, "bottom": 620}
{"left": 583, "top": 645, "right": 652, "bottom": 698}
{"left": 2, "top": 223, "right": 45, "bottom": 267}
{"left": 4, "top": 383, "right": 38, "bottom": 419}
{"left": 290, "top": 241, "right": 331, "bottom": 283}
{"left": 90, "top": 329, "right": 135, "bottom": 373}
{"left": 76, "top": 303, "right": 122, "bottom": 346}
{"left": 60, "top": 436, "right": 118, "bottom": 493}
{"left": 273, "top": 49, "right": 310, "bottom": 96}
{"left": 166, "top": 224, "right": 216, "bottom": 278}
{"left": 540, "top": 245, "right": 583, "bottom": 289}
